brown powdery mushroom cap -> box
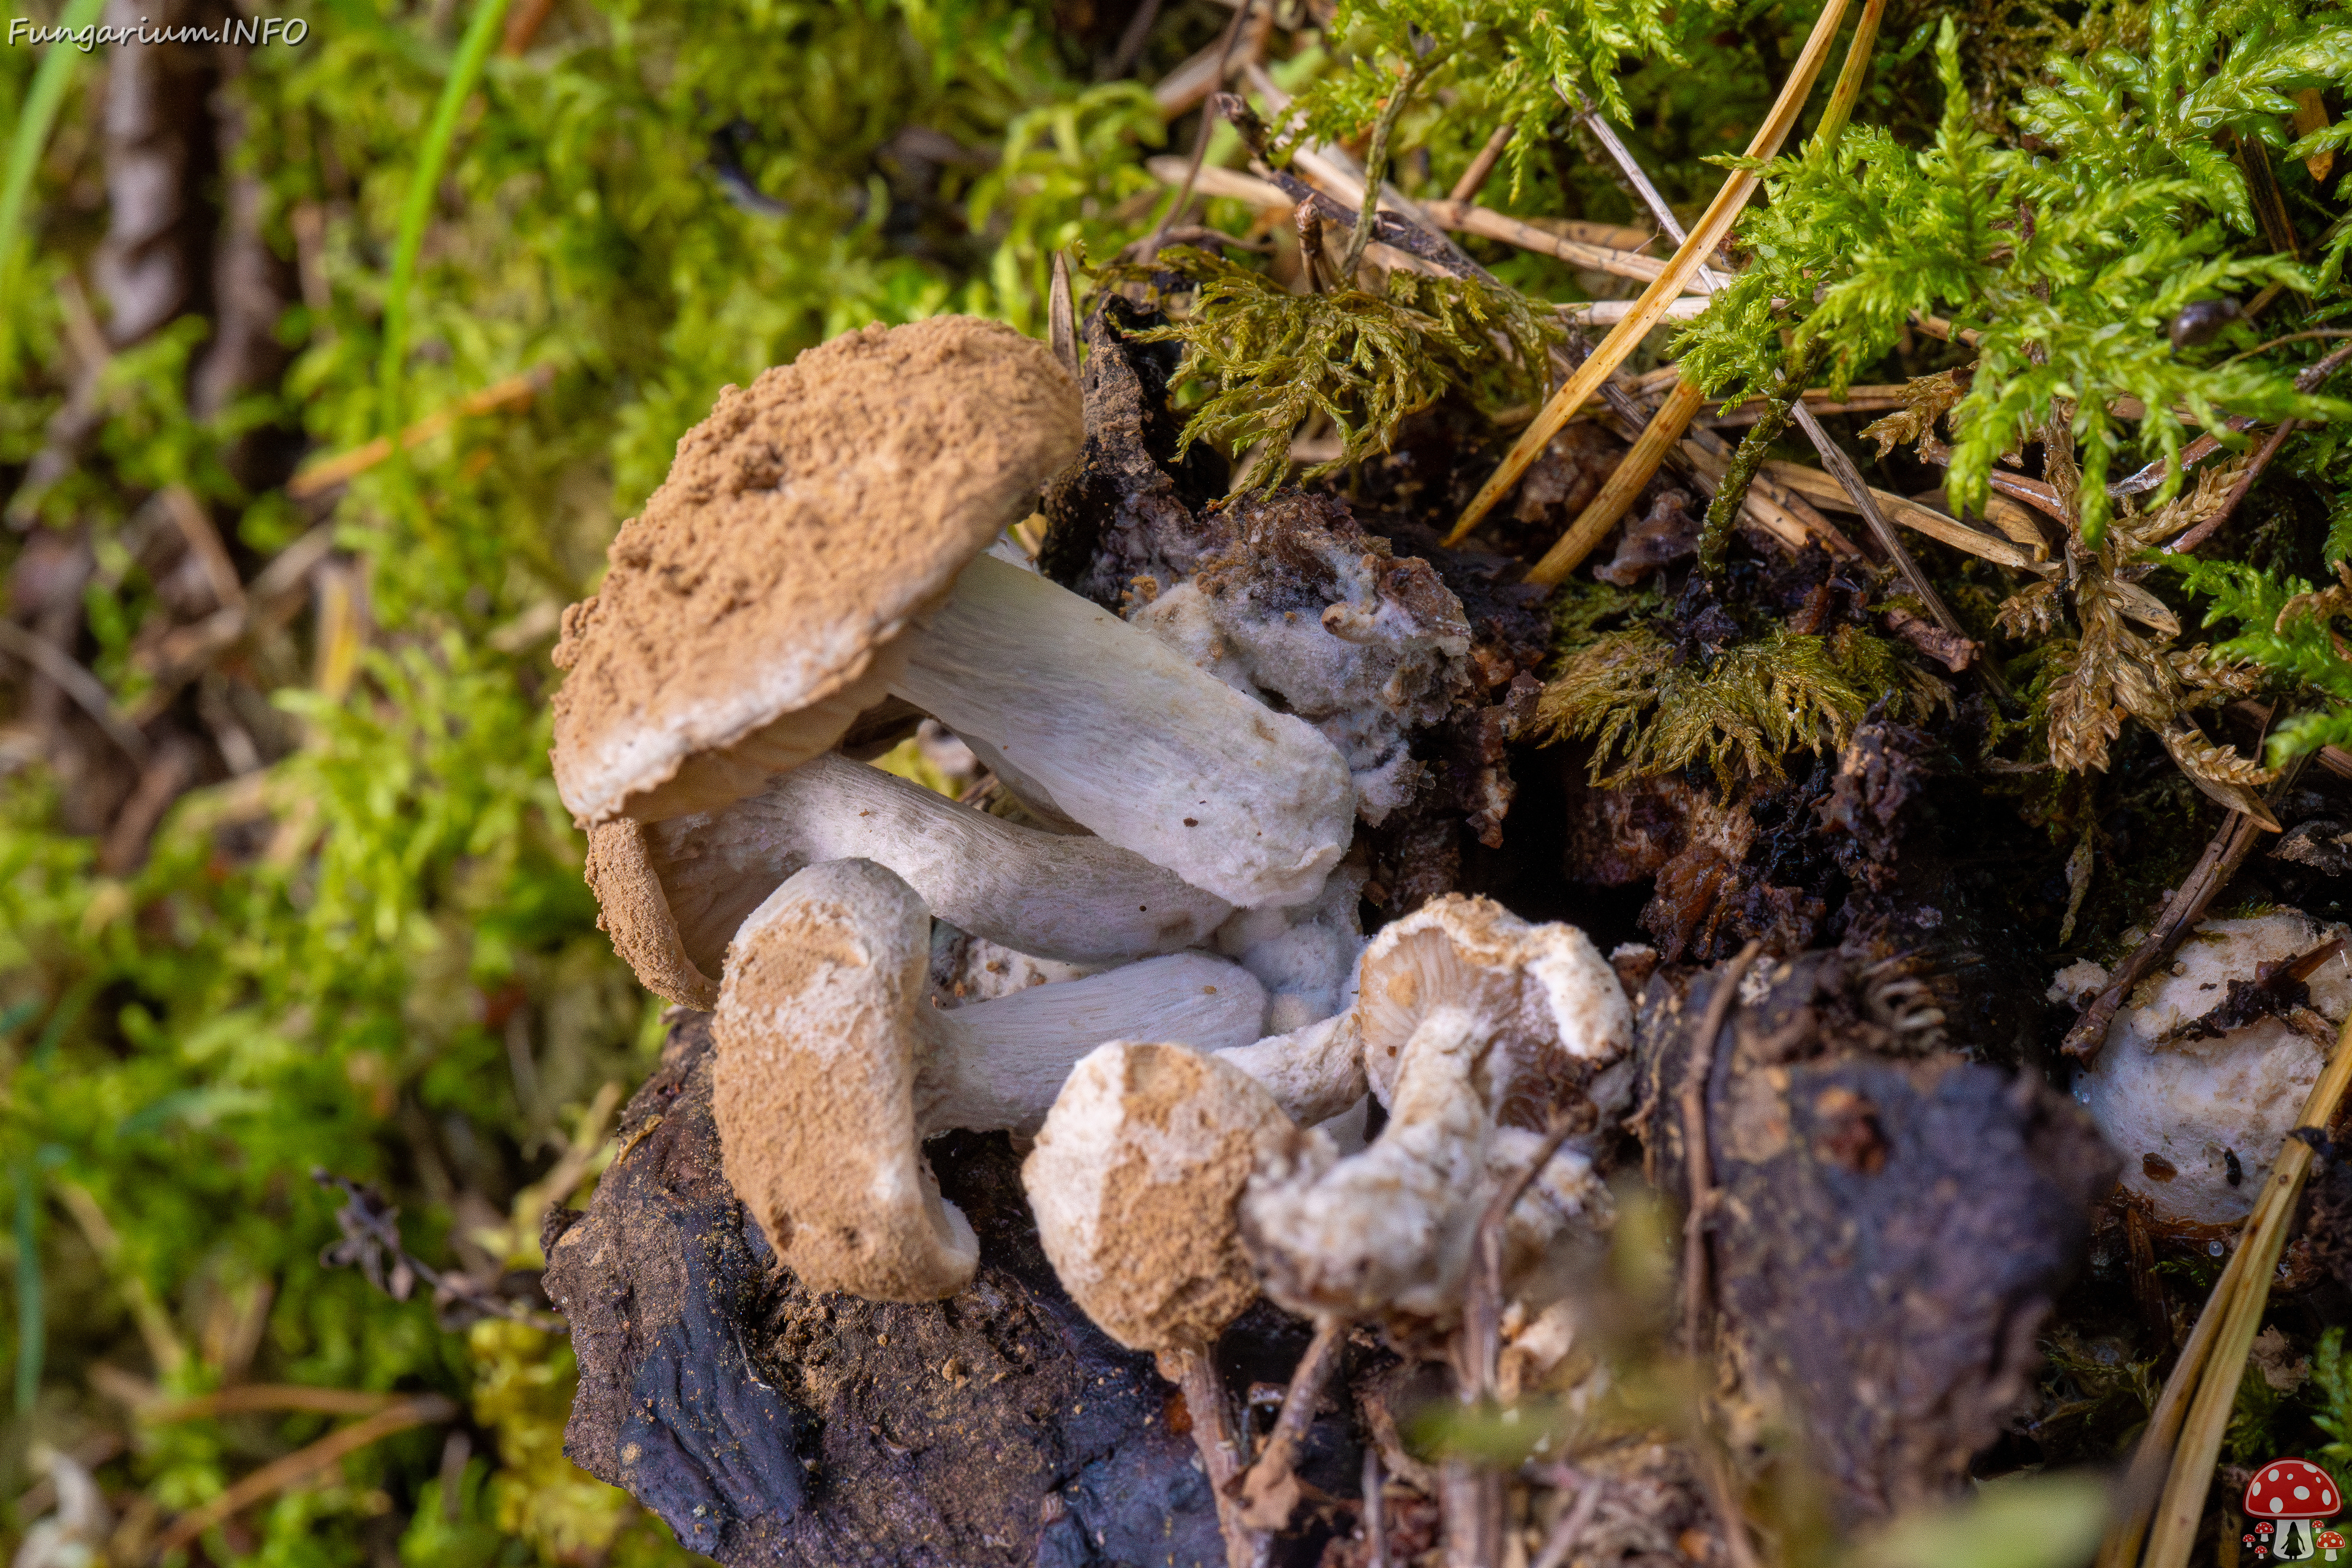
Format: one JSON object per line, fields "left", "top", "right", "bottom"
{"left": 1022, "top": 1041, "right": 1295, "bottom": 1352}
{"left": 551, "top": 317, "right": 1080, "bottom": 826}
{"left": 715, "top": 858, "right": 1269, "bottom": 1303}
{"left": 714, "top": 856, "right": 977, "bottom": 1301}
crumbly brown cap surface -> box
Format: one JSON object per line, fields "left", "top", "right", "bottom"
{"left": 551, "top": 317, "right": 1081, "bottom": 824}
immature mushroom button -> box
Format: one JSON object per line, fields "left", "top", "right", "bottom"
{"left": 584, "top": 752, "right": 1234, "bottom": 1006}
{"left": 715, "top": 861, "right": 1267, "bottom": 1301}
{"left": 1240, "top": 894, "right": 1629, "bottom": 1321}
{"left": 551, "top": 316, "right": 1083, "bottom": 826}
{"left": 549, "top": 316, "right": 1356, "bottom": 909}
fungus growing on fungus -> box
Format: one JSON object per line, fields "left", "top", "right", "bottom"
{"left": 712, "top": 859, "right": 1267, "bottom": 1301}
{"left": 1126, "top": 491, "right": 1475, "bottom": 824}
{"left": 2058, "top": 911, "right": 2352, "bottom": 1224}
{"left": 1240, "top": 894, "right": 1628, "bottom": 1321}
{"left": 583, "top": 752, "right": 1234, "bottom": 1007}
{"left": 551, "top": 315, "right": 1355, "bottom": 909}
{"left": 1022, "top": 1041, "right": 1298, "bottom": 1552}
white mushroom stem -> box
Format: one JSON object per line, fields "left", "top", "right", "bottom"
{"left": 1245, "top": 1006, "right": 1495, "bottom": 1318}
{"left": 916, "top": 954, "right": 1268, "bottom": 1136}
{"left": 891, "top": 552, "right": 1357, "bottom": 908}
{"left": 619, "top": 750, "right": 1234, "bottom": 980}
{"left": 1214, "top": 1011, "right": 1368, "bottom": 1128}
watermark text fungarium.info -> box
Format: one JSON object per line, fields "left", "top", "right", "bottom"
{"left": 9, "top": 15, "right": 310, "bottom": 48}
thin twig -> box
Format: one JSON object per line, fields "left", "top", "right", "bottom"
{"left": 1099, "top": 0, "right": 1164, "bottom": 81}
{"left": 1790, "top": 400, "right": 2006, "bottom": 697}
{"left": 1163, "top": 1340, "right": 1257, "bottom": 1568}
{"left": 1447, "top": 0, "right": 1860, "bottom": 541}
{"left": 1146, "top": 1, "right": 1254, "bottom": 255}
{"left": 1238, "top": 1316, "right": 1347, "bottom": 1529}
{"left": 149, "top": 1396, "right": 457, "bottom": 1559}
{"left": 2062, "top": 750, "right": 2310, "bottom": 1060}
{"left": 2138, "top": 1015, "right": 2352, "bottom": 1568}
{"left": 2166, "top": 417, "right": 2296, "bottom": 554}
{"left": 1681, "top": 941, "right": 1763, "bottom": 1359}
{"left": 2112, "top": 341, "right": 2352, "bottom": 498}
{"left": 1531, "top": 1472, "right": 1605, "bottom": 1568}
{"left": 1462, "top": 1112, "right": 1585, "bottom": 1396}
{"left": 1448, "top": 121, "right": 1515, "bottom": 204}
{"left": 1363, "top": 1447, "right": 1389, "bottom": 1568}
{"left": 0, "top": 620, "right": 149, "bottom": 765}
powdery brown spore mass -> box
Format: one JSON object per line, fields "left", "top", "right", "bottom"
{"left": 552, "top": 317, "right": 1081, "bottom": 824}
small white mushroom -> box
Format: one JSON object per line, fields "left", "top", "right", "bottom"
{"left": 584, "top": 751, "right": 1234, "bottom": 1006}
{"left": 1022, "top": 1041, "right": 1296, "bottom": 1556}
{"left": 549, "top": 316, "right": 1357, "bottom": 910}
{"left": 2062, "top": 910, "right": 2352, "bottom": 1225}
{"left": 1240, "top": 894, "right": 1628, "bottom": 1321}
{"left": 715, "top": 860, "right": 1267, "bottom": 1302}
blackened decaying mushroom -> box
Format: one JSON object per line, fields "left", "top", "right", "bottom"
{"left": 1636, "top": 951, "right": 2115, "bottom": 1528}
{"left": 1241, "top": 894, "right": 1629, "bottom": 1322}
{"left": 2057, "top": 910, "right": 2352, "bottom": 1225}
{"left": 584, "top": 751, "right": 1235, "bottom": 1007}
{"left": 551, "top": 315, "right": 1355, "bottom": 910}
{"left": 713, "top": 859, "right": 1268, "bottom": 1302}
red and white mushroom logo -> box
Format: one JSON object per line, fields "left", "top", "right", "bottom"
{"left": 2246, "top": 1460, "right": 2342, "bottom": 1561}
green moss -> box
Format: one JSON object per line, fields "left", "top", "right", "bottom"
{"left": 1534, "top": 624, "right": 1953, "bottom": 788}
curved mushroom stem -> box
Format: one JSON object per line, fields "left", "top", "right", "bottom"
{"left": 916, "top": 954, "right": 1269, "bottom": 1136}
{"left": 1157, "top": 1339, "right": 1261, "bottom": 1568}
{"left": 1213, "top": 1012, "right": 1368, "bottom": 1127}
{"left": 590, "top": 752, "right": 1236, "bottom": 1005}
{"left": 891, "top": 552, "right": 1356, "bottom": 909}
{"left": 1245, "top": 1006, "right": 1496, "bottom": 1318}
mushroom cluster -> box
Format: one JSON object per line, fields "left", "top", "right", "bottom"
{"left": 552, "top": 315, "right": 1630, "bottom": 1541}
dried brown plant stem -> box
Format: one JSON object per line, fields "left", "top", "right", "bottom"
{"left": 288, "top": 364, "right": 554, "bottom": 499}
{"left": 2061, "top": 752, "right": 2309, "bottom": 1061}
{"left": 143, "top": 1385, "right": 407, "bottom": 1422}
{"left": 1145, "top": 0, "right": 1254, "bottom": 253}
{"left": 2116, "top": 341, "right": 2352, "bottom": 500}
{"left": 1529, "top": 380, "right": 1709, "bottom": 584}
{"left": 0, "top": 620, "right": 150, "bottom": 764}
{"left": 1161, "top": 1341, "right": 1257, "bottom": 1568}
{"left": 2134, "top": 1014, "right": 2352, "bottom": 1568}
{"left": 1790, "top": 398, "right": 2003, "bottom": 696}
{"left": 149, "top": 1396, "right": 457, "bottom": 1560}
{"left": 1448, "top": 121, "right": 1515, "bottom": 204}
{"left": 2166, "top": 417, "right": 2296, "bottom": 554}
{"left": 1049, "top": 252, "right": 1078, "bottom": 375}
{"left": 1447, "top": 0, "right": 1858, "bottom": 543}
{"left": 1237, "top": 1316, "right": 1347, "bottom": 1529}
{"left": 1682, "top": 941, "right": 1762, "bottom": 1359}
